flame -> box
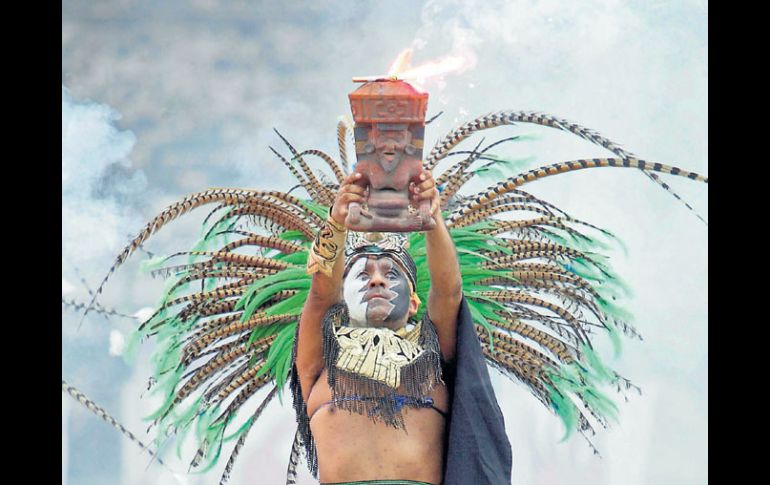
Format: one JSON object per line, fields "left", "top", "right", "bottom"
{"left": 354, "top": 47, "right": 475, "bottom": 89}
{"left": 387, "top": 48, "right": 413, "bottom": 77}
{"left": 396, "top": 54, "right": 470, "bottom": 81}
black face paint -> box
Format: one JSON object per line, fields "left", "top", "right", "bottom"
{"left": 383, "top": 261, "right": 410, "bottom": 323}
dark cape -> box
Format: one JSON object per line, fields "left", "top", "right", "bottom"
{"left": 442, "top": 297, "right": 513, "bottom": 485}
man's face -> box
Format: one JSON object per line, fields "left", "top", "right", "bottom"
{"left": 343, "top": 255, "right": 412, "bottom": 327}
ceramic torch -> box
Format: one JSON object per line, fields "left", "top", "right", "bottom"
{"left": 346, "top": 78, "right": 435, "bottom": 232}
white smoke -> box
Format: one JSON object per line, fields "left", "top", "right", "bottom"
{"left": 132, "top": 306, "right": 155, "bottom": 325}
{"left": 61, "top": 85, "right": 147, "bottom": 282}
{"left": 108, "top": 329, "right": 126, "bottom": 356}
{"left": 62, "top": 278, "right": 75, "bottom": 297}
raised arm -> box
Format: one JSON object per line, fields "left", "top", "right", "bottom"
{"left": 413, "top": 170, "right": 463, "bottom": 362}
{"left": 294, "top": 172, "right": 365, "bottom": 401}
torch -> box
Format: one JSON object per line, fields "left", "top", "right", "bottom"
{"left": 345, "top": 77, "right": 435, "bottom": 232}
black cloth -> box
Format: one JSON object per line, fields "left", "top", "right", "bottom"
{"left": 442, "top": 297, "right": 512, "bottom": 485}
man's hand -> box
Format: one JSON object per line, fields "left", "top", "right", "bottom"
{"left": 331, "top": 172, "right": 366, "bottom": 226}
{"left": 411, "top": 169, "right": 441, "bottom": 222}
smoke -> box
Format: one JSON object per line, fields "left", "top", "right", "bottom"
{"left": 62, "top": 278, "right": 75, "bottom": 297}
{"left": 61, "top": 85, "right": 147, "bottom": 283}
{"left": 407, "top": 0, "right": 707, "bottom": 163}
{"left": 108, "top": 329, "right": 126, "bottom": 356}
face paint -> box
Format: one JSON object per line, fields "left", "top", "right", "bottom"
{"left": 343, "top": 255, "right": 412, "bottom": 327}
{"left": 343, "top": 258, "right": 369, "bottom": 326}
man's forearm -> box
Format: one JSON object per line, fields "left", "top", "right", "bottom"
{"left": 424, "top": 213, "right": 462, "bottom": 298}
{"left": 308, "top": 254, "right": 344, "bottom": 304}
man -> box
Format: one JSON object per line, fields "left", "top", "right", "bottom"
{"left": 291, "top": 168, "right": 512, "bottom": 485}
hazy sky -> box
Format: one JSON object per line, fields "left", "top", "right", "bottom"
{"left": 62, "top": 1, "right": 707, "bottom": 484}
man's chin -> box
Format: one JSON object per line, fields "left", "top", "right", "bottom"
{"left": 365, "top": 312, "right": 389, "bottom": 325}
{"left": 366, "top": 311, "right": 408, "bottom": 328}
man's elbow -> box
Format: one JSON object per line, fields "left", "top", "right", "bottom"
{"left": 308, "top": 278, "right": 340, "bottom": 307}
{"left": 295, "top": 357, "right": 324, "bottom": 383}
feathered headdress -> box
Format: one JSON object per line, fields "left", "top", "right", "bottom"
{"left": 72, "top": 111, "right": 707, "bottom": 484}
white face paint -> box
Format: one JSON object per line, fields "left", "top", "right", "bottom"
{"left": 343, "top": 257, "right": 369, "bottom": 326}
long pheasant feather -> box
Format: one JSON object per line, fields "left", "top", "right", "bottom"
{"left": 219, "top": 386, "right": 279, "bottom": 484}
{"left": 62, "top": 379, "right": 168, "bottom": 467}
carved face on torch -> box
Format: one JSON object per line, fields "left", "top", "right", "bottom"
{"left": 354, "top": 124, "right": 425, "bottom": 197}
{"left": 362, "top": 124, "right": 419, "bottom": 173}
{"left": 349, "top": 80, "right": 428, "bottom": 196}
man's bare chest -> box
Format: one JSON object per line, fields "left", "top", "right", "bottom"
{"left": 307, "top": 370, "right": 448, "bottom": 483}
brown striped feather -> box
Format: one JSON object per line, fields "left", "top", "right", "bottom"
{"left": 62, "top": 379, "right": 168, "bottom": 467}
{"left": 221, "top": 234, "right": 304, "bottom": 254}
{"left": 297, "top": 149, "right": 345, "bottom": 183}
{"left": 337, "top": 117, "right": 351, "bottom": 173}
{"left": 452, "top": 157, "right": 707, "bottom": 222}
{"left": 478, "top": 290, "right": 589, "bottom": 343}
{"left": 82, "top": 188, "right": 294, "bottom": 322}
{"left": 174, "top": 335, "right": 276, "bottom": 405}
{"left": 273, "top": 129, "right": 335, "bottom": 205}
{"left": 219, "top": 386, "right": 280, "bottom": 484}
{"left": 268, "top": 145, "right": 315, "bottom": 196}
{"left": 189, "top": 371, "right": 273, "bottom": 470}
{"left": 227, "top": 206, "right": 317, "bottom": 239}
{"left": 480, "top": 325, "right": 562, "bottom": 370}
{"left": 185, "top": 314, "right": 292, "bottom": 359}
{"left": 478, "top": 343, "right": 552, "bottom": 403}
{"left": 491, "top": 313, "right": 577, "bottom": 362}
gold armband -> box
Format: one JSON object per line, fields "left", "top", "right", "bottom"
{"left": 306, "top": 213, "right": 347, "bottom": 277}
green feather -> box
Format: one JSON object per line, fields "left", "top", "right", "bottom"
{"left": 461, "top": 268, "right": 515, "bottom": 285}
{"left": 197, "top": 425, "right": 228, "bottom": 473}
{"left": 600, "top": 318, "right": 624, "bottom": 359}
{"left": 544, "top": 382, "right": 578, "bottom": 442}
{"left": 246, "top": 322, "right": 285, "bottom": 349}
{"left": 241, "top": 279, "right": 311, "bottom": 323}
{"left": 223, "top": 412, "right": 257, "bottom": 443}
{"left": 273, "top": 251, "right": 308, "bottom": 265}
{"left": 455, "top": 246, "right": 504, "bottom": 265}
{"left": 298, "top": 199, "right": 330, "bottom": 219}
{"left": 265, "top": 289, "right": 309, "bottom": 316}
{"left": 237, "top": 269, "right": 310, "bottom": 315}
{"left": 449, "top": 221, "right": 495, "bottom": 236}
{"left": 121, "top": 328, "right": 143, "bottom": 365}
{"left": 144, "top": 365, "right": 184, "bottom": 421}
{"left": 278, "top": 230, "right": 311, "bottom": 243}
{"left": 580, "top": 343, "right": 615, "bottom": 383}
{"left": 595, "top": 296, "right": 634, "bottom": 323}
{"left": 173, "top": 396, "right": 204, "bottom": 459}
{"left": 140, "top": 255, "right": 172, "bottom": 273}
{"left": 465, "top": 292, "right": 513, "bottom": 318}
{"left": 471, "top": 155, "right": 537, "bottom": 182}
{"left": 238, "top": 268, "right": 310, "bottom": 310}
{"left": 582, "top": 387, "right": 619, "bottom": 424}
{"left": 257, "top": 322, "right": 297, "bottom": 402}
